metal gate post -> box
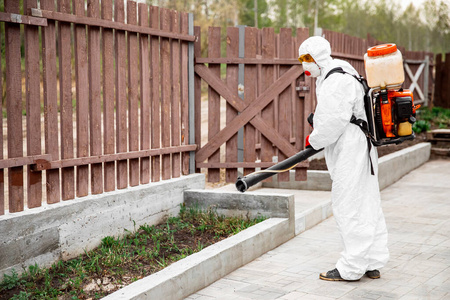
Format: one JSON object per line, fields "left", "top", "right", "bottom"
{"left": 424, "top": 55, "right": 429, "bottom": 107}
{"left": 188, "top": 13, "right": 196, "bottom": 174}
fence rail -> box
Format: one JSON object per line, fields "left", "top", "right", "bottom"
{"left": 0, "top": 0, "right": 194, "bottom": 215}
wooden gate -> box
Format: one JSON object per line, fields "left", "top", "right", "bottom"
{"left": 194, "top": 27, "right": 315, "bottom": 183}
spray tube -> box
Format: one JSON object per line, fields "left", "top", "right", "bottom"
{"left": 235, "top": 147, "right": 322, "bottom": 192}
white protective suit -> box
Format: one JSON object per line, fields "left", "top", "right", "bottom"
{"left": 299, "top": 36, "right": 389, "bottom": 280}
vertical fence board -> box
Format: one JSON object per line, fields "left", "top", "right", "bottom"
{"left": 115, "top": 0, "right": 128, "bottom": 189}
{"left": 243, "top": 27, "right": 257, "bottom": 177}
{"left": 128, "top": 1, "right": 140, "bottom": 186}
{"left": 41, "top": 0, "right": 60, "bottom": 204}
{"left": 295, "top": 27, "right": 310, "bottom": 181}
{"left": 260, "top": 28, "right": 275, "bottom": 182}
{"left": 277, "top": 28, "right": 292, "bottom": 182}
{"left": 194, "top": 26, "right": 202, "bottom": 173}
{"left": 58, "top": 0, "right": 75, "bottom": 200}
{"left": 180, "top": 13, "right": 189, "bottom": 175}
{"left": 207, "top": 27, "right": 221, "bottom": 182}
{"left": 139, "top": 3, "right": 150, "bottom": 184}
{"left": 0, "top": 31, "right": 3, "bottom": 215}
{"left": 88, "top": 0, "right": 103, "bottom": 194}
{"left": 73, "top": 0, "right": 89, "bottom": 197}
{"left": 171, "top": 11, "right": 181, "bottom": 178}
{"left": 102, "top": 0, "right": 115, "bottom": 192}
{"left": 5, "top": 0, "right": 24, "bottom": 212}
{"left": 160, "top": 8, "right": 171, "bottom": 180}
{"left": 225, "top": 27, "right": 239, "bottom": 183}
{"left": 25, "top": 0, "right": 42, "bottom": 208}
{"left": 150, "top": 6, "right": 161, "bottom": 182}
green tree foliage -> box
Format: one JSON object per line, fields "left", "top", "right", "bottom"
{"left": 147, "top": 0, "right": 449, "bottom": 54}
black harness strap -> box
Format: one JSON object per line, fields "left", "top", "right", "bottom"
{"left": 324, "top": 67, "right": 375, "bottom": 176}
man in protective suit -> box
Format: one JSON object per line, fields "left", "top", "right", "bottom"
{"left": 298, "top": 36, "right": 389, "bottom": 281}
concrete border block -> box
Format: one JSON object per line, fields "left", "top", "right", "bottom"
{"left": 378, "top": 143, "right": 431, "bottom": 190}
{"left": 294, "top": 200, "right": 332, "bottom": 235}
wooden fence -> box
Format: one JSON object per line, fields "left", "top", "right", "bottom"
{"left": 0, "top": 0, "right": 195, "bottom": 215}
{"left": 0, "top": 0, "right": 436, "bottom": 214}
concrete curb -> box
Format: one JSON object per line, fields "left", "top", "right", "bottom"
{"left": 262, "top": 142, "right": 431, "bottom": 191}
{"left": 295, "top": 199, "right": 332, "bottom": 236}
{"left": 104, "top": 191, "right": 295, "bottom": 300}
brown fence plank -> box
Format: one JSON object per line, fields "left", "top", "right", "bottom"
{"left": 41, "top": 0, "right": 60, "bottom": 204}
{"left": 160, "top": 8, "right": 171, "bottom": 181}
{"left": 128, "top": 1, "right": 139, "bottom": 186}
{"left": 207, "top": 27, "right": 221, "bottom": 182}
{"left": 5, "top": 0, "right": 24, "bottom": 212}
{"left": 277, "top": 28, "right": 292, "bottom": 182}
{"left": 296, "top": 28, "right": 311, "bottom": 181}
{"left": 171, "top": 10, "right": 181, "bottom": 178}
{"left": 115, "top": 0, "right": 128, "bottom": 189}
{"left": 73, "top": 0, "right": 89, "bottom": 197}
{"left": 58, "top": 0, "right": 75, "bottom": 200}
{"left": 102, "top": 0, "right": 115, "bottom": 192}
{"left": 180, "top": 13, "right": 189, "bottom": 175}
{"left": 243, "top": 27, "right": 257, "bottom": 177}
{"left": 194, "top": 26, "right": 202, "bottom": 173}
{"left": 88, "top": 0, "right": 103, "bottom": 194}
{"left": 25, "top": 0, "right": 42, "bottom": 208}
{"left": 150, "top": 6, "right": 161, "bottom": 182}
{"left": 260, "top": 28, "right": 275, "bottom": 182}
{"left": 225, "top": 27, "right": 239, "bottom": 183}
{"left": 139, "top": 3, "right": 150, "bottom": 184}
{"left": 0, "top": 29, "right": 3, "bottom": 215}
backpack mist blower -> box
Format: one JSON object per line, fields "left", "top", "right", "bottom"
{"left": 236, "top": 43, "right": 419, "bottom": 193}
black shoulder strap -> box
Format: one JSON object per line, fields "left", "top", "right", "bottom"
{"left": 324, "top": 67, "right": 370, "bottom": 94}
{"left": 324, "top": 67, "right": 346, "bottom": 80}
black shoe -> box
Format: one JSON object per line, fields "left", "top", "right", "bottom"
{"left": 319, "top": 268, "right": 359, "bottom": 281}
{"left": 365, "top": 269, "right": 380, "bottom": 279}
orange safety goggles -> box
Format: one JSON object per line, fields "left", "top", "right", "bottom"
{"left": 298, "top": 53, "right": 315, "bottom": 63}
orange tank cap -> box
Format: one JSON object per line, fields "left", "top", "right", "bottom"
{"left": 367, "top": 44, "right": 397, "bottom": 57}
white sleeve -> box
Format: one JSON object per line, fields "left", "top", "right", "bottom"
{"left": 309, "top": 74, "right": 357, "bottom": 150}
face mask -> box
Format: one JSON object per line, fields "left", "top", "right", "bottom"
{"left": 302, "top": 62, "right": 321, "bottom": 77}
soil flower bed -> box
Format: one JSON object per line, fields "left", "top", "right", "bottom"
{"left": 0, "top": 205, "right": 266, "bottom": 300}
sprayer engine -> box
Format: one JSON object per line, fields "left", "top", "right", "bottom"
{"left": 369, "top": 89, "right": 418, "bottom": 144}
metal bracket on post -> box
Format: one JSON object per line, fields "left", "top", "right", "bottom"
{"left": 188, "top": 13, "right": 196, "bottom": 174}
{"left": 424, "top": 55, "right": 429, "bottom": 107}
{"left": 237, "top": 25, "right": 246, "bottom": 164}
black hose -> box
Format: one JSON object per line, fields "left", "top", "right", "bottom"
{"left": 235, "top": 147, "right": 323, "bottom": 192}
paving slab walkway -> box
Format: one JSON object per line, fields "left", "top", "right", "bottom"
{"left": 186, "top": 159, "right": 450, "bottom": 300}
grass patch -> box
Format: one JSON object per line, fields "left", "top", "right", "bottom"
{"left": 0, "top": 205, "right": 266, "bottom": 300}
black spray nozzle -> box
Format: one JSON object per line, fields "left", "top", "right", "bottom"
{"left": 235, "top": 147, "right": 322, "bottom": 193}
